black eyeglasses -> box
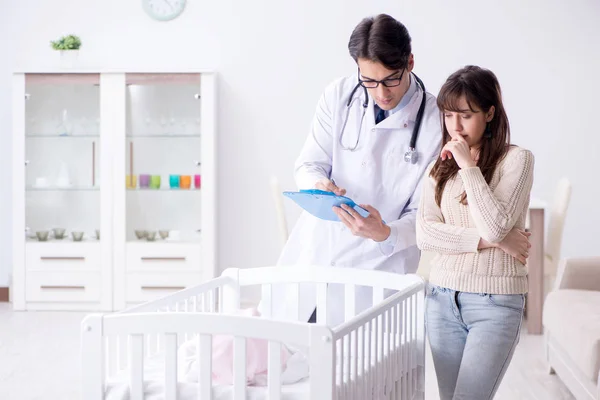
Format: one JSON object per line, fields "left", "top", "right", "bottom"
{"left": 358, "top": 69, "right": 405, "bottom": 89}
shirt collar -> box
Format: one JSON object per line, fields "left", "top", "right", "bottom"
{"left": 389, "top": 74, "right": 416, "bottom": 116}
{"left": 373, "top": 73, "right": 418, "bottom": 119}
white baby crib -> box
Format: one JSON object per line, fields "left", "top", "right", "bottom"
{"left": 81, "top": 266, "right": 425, "bottom": 400}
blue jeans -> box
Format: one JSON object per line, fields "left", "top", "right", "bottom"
{"left": 426, "top": 284, "right": 525, "bottom": 400}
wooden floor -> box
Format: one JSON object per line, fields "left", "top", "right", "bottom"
{"left": 0, "top": 303, "right": 576, "bottom": 399}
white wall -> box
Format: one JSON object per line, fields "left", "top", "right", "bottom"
{"left": 1, "top": 0, "right": 599, "bottom": 286}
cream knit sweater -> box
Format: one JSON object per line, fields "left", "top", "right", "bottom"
{"left": 416, "top": 146, "right": 535, "bottom": 294}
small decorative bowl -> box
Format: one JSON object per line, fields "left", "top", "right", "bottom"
{"left": 158, "top": 230, "right": 169, "bottom": 240}
{"left": 146, "top": 231, "right": 157, "bottom": 241}
{"left": 134, "top": 230, "right": 147, "bottom": 240}
{"left": 71, "top": 231, "right": 84, "bottom": 242}
{"left": 36, "top": 231, "right": 49, "bottom": 241}
{"left": 52, "top": 228, "right": 66, "bottom": 239}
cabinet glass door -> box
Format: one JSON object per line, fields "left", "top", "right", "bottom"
{"left": 25, "top": 74, "right": 101, "bottom": 243}
{"left": 125, "top": 73, "right": 202, "bottom": 243}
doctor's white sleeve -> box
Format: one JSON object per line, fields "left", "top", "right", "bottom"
{"left": 378, "top": 190, "right": 419, "bottom": 256}
{"left": 294, "top": 90, "right": 335, "bottom": 190}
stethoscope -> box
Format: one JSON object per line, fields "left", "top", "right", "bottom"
{"left": 339, "top": 72, "right": 427, "bottom": 164}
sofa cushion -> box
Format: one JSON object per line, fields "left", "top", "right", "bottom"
{"left": 543, "top": 289, "right": 600, "bottom": 383}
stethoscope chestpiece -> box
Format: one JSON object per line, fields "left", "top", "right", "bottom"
{"left": 404, "top": 148, "right": 418, "bottom": 164}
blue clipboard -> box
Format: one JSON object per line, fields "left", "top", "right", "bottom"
{"left": 283, "top": 189, "right": 371, "bottom": 222}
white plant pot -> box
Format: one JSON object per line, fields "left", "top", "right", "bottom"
{"left": 59, "top": 50, "right": 79, "bottom": 68}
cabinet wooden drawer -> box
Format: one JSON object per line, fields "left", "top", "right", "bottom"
{"left": 126, "top": 272, "right": 203, "bottom": 303}
{"left": 126, "top": 243, "right": 201, "bottom": 272}
{"left": 26, "top": 271, "right": 102, "bottom": 302}
{"left": 26, "top": 242, "right": 101, "bottom": 271}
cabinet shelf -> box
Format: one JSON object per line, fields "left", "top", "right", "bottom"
{"left": 126, "top": 188, "right": 200, "bottom": 191}
{"left": 126, "top": 239, "right": 201, "bottom": 244}
{"left": 26, "top": 186, "right": 100, "bottom": 192}
{"left": 26, "top": 134, "right": 100, "bottom": 138}
{"left": 26, "top": 237, "right": 100, "bottom": 243}
{"left": 126, "top": 134, "right": 200, "bottom": 138}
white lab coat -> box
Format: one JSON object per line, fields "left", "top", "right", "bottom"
{"left": 261, "top": 74, "right": 442, "bottom": 326}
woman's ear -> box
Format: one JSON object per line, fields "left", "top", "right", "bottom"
{"left": 486, "top": 105, "right": 496, "bottom": 122}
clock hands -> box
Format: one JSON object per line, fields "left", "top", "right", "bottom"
{"left": 162, "top": 0, "right": 175, "bottom": 12}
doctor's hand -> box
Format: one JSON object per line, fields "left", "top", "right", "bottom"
{"left": 440, "top": 135, "right": 476, "bottom": 169}
{"left": 333, "top": 204, "right": 391, "bottom": 242}
{"left": 315, "top": 178, "right": 346, "bottom": 196}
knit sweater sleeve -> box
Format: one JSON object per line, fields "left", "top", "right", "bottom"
{"left": 458, "top": 147, "right": 535, "bottom": 243}
{"left": 416, "top": 165, "right": 482, "bottom": 254}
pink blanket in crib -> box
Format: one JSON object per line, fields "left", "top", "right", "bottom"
{"left": 181, "top": 308, "right": 292, "bottom": 386}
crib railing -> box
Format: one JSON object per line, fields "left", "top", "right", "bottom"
{"left": 81, "top": 266, "right": 425, "bottom": 400}
{"left": 331, "top": 284, "right": 424, "bottom": 400}
{"left": 101, "top": 275, "right": 233, "bottom": 380}
{"left": 82, "top": 313, "right": 334, "bottom": 400}
{"left": 120, "top": 275, "right": 233, "bottom": 315}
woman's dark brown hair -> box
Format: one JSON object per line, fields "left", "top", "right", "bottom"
{"left": 431, "top": 65, "right": 511, "bottom": 206}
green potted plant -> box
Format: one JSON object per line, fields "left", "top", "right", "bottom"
{"left": 50, "top": 34, "right": 82, "bottom": 67}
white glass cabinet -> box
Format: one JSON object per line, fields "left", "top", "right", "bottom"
{"left": 12, "top": 70, "right": 217, "bottom": 311}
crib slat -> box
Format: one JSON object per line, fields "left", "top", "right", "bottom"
{"left": 165, "top": 334, "right": 178, "bottom": 400}
{"left": 218, "top": 287, "right": 224, "bottom": 313}
{"left": 372, "top": 286, "right": 384, "bottom": 306}
{"left": 198, "top": 334, "right": 212, "bottom": 400}
{"left": 344, "top": 284, "right": 356, "bottom": 322}
{"left": 391, "top": 306, "right": 398, "bottom": 399}
{"left": 262, "top": 284, "right": 272, "bottom": 318}
{"left": 352, "top": 329, "right": 358, "bottom": 400}
{"left": 398, "top": 302, "right": 403, "bottom": 398}
{"left": 129, "top": 334, "right": 144, "bottom": 400}
{"left": 183, "top": 300, "right": 190, "bottom": 343}
{"left": 376, "top": 314, "right": 382, "bottom": 399}
{"left": 339, "top": 337, "right": 344, "bottom": 392}
{"left": 288, "top": 283, "right": 299, "bottom": 321}
{"left": 267, "top": 341, "right": 281, "bottom": 400}
{"left": 361, "top": 325, "right": 367, "bottom": 400}
{"left": 199, "top": 294, "right": 205, "bottom": 312}
{"left": 106, "top": 336, "right": 117, "bottom": 378}
{"left": 345, "top": 334, "right": 350, "bottom": 398}
{"left": 413, "top": 293, "right": 418, "bottom": 394}
{"left": 385, "top": 309, "right": 394, "bottom": 394}
{"left": 366, "top": 320, "right": 372, "bottom": 399}
{"left": 116, "top": 335, "right": 124, "bottom": 373}
{"left": 234, "top": 337, "right": 246, "bottom": 400}
{"left": 316, "top": 283, "right": 327, "bottom": 324}
{"left": 408, "top": 296, "right": 413, "bottom": 397}
{"left": 417, "top": 289, "right": 426, "bottom": 398}
{"left": 206, "top": 291, "right": 213, "bottom": 312}
{"left": 210, "top": 291, "right": 216, "bottom": 313}
{"left": 402, "top": 299, "right": 408, "bottom": 399}
{"left": 146, "top": 334, "right": 152, "bottom": 357}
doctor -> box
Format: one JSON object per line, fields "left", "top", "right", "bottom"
{"left": 262, "top": 14, "right": 442, "bottom": 326}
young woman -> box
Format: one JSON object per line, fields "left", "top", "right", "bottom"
{"left": 416, "top": 65, "right": 534, "bottom": 400}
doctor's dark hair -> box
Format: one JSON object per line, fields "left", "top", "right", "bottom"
{"left": 430, "top": 65, "right": 511, "bottom": 207}
{"left": 348, "top": 14, "right": 412, "bottom": 70}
